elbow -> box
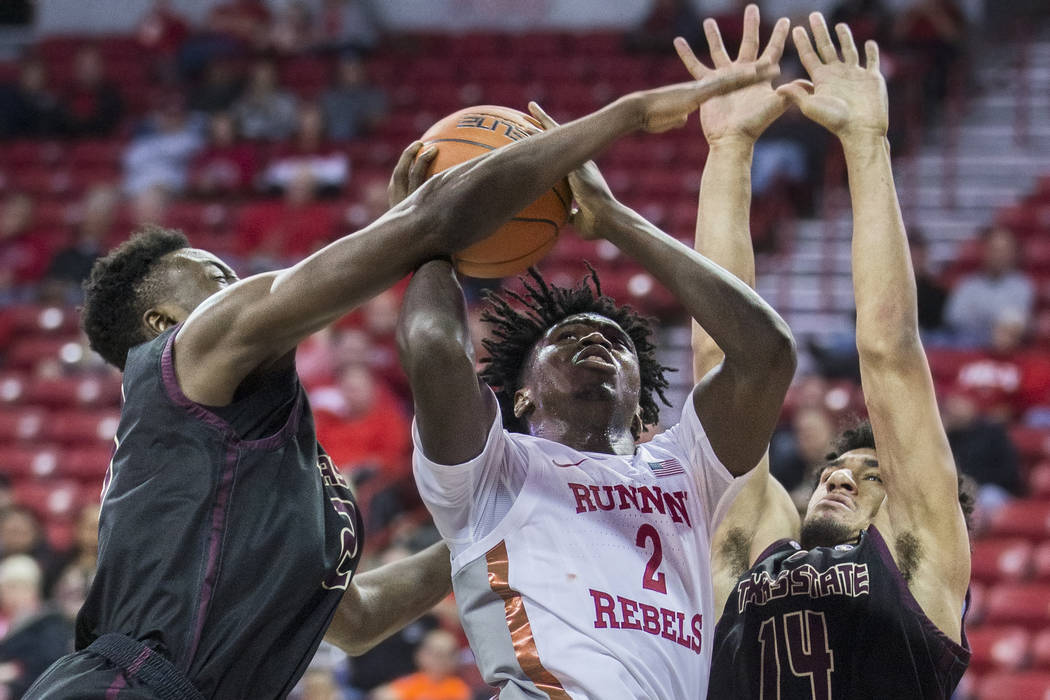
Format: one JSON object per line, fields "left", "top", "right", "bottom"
{"left": 760, "top": 316, "right": 798, "bottom": 382}
{"left": 855, "top": 323, "right": 922, "bottom": 367}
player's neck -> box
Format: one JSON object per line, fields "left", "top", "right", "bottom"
{"left": 528, "top": 416, "right": 635, "bottom": 455}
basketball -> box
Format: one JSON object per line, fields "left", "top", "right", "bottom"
{"left": 418, "top": 105, "right": 572, "bottom": 278}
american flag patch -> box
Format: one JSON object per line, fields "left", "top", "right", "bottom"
{"left": 647, "top": 458, "right": 685, "bottom": 477}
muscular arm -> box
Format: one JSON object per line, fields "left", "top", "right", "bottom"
{"left": 783, "top": 15, "right": 969, "bottom": 637}
{"left": 397, "top": 259, "right": 494, "bottom": 465}
{"left": 597, "top": 200, "right": 796, "bottom": 476}
{"left": 324, "top": 542, "right": 451, "bottom": 656}
{"left": 677, "top": 8, "right": 800, "bottom": 612}
{"left": 176, "top": 72, "right": 769, "bottom": 405}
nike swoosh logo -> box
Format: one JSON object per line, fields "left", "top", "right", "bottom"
{"left": 553, "top": 459, "right": 586, "bottom": 468}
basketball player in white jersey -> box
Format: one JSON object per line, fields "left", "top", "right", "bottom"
{"left": 395, "top": 76, "right": 797, "bottom": 700}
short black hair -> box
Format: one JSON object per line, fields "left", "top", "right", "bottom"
{"left": 822, "top": 419, "right": 976, "bottom": 533}
{"left": 82, "top": 226, "right": 189, "bottom": 370}
{"left": 478, "top": 266, "right": 672, "bottom": 434}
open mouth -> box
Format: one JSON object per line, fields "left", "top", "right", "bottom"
{"left": 573, "top": 346, "right": 615, "bottom": 369}
{"left": 819, "top": 495, "right": 854, "bottom": 511}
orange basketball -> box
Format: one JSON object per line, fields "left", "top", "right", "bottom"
{"left": 418, "top": 105, "right": 571, "bottom": 278}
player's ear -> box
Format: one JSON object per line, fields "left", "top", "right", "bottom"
{"left": 143, "top": 304, "right": 182, "bottom": 338}
{"left": 513, "top": 388, "right": 534, "bottom": 419}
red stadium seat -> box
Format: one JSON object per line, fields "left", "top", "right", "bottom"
{"left": 985, "top": 583, "right": 1050, "bottom": 629}
{"left": 60, "top": 446, "right": 114, "bottom": 482}
{"left": 966, "top": 625, "right": 1031, "bottom": 672}
{"left": 0, "top": 408, "right": 45, "bottom": 443}
{"left": 1033, "top": 541, "right": 1050, "bottom": 582}
{"left": 990, "top": 499, "right": 1050, "bottom": 540}
{"left": 5, "top": 335, "right": 79, "bottom": 371}
{"left": 43, "top": 410, "right": 119, "bottom": 445}
{"left": 1030, "top": 462, "right": 1050, "bottom": 497}
{"left": 0, "top": 371, "right": 28, "bottom": 405}
{"left": 6, "top": 304, "right": 79, "bottom": 335}
{"left": 24, "top": 374, "right": 122, "bottom": 409}
{"left": 1033, "top": 629, "right": 1050, "bottom": 669}
{"left": 967, "top": 580, "right": 987, "bottom": 625}
{"left": 976, "top": 671, "right": 1050, "bottom": 700}
{"left": 12, "top": 477, "right": 79, "bottom": 518}
{"left": 970, "top": 538, "right": 1034, "bottom": 582}
{"left": 1007, "top": 423, "right": 1050, "bottom": 461}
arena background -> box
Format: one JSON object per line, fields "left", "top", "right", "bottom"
{"left": 0, "top": 0, "right": 1048, "bottom": 697}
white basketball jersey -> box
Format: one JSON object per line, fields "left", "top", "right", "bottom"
{"left": 414, "top": 394, "right": 738, "bottom": 699}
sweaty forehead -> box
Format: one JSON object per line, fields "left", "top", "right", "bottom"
{"left": 167, "top": 248, "right": 234, "bottom": 274}
{"left": 546, "top": 312, "right": 626, "bottom": 337}
{"left": 826, "top": 448, "right": 879, "bottom": 471}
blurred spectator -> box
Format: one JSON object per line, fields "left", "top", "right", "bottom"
{"left": 949, "top": 308, "right": 1050, "bottom": 422}
{"left": 262, "top": 102, "right": 349, "bottom": 195}
{"left": 908, "top": 228, "right": 948, "bottom": 333}
{"left": 271, "top": 1, "right": 315, "bottom": 55}
{"left": 51, "top": 503, "right": 100, "bottom": 621}
{"left": 373, "top": 629, "right": 471, "bottom": 700}
{"left": 830, "top": 0, "right": 893, "bottom": 46}
{"left": 40, "top": 184, "right": 118, "bottom": 303}
{"left": 941, "top": 389, "right": 1024, "bottom": 515}
{"left": 769, "top": 406, "right": 835, "bottom": 513}
{"left": 233, "top": 60, "right": 298, "bottom": 142}
{"left": 0, "top": 555, "right": 72, "bottom": 699}
{"left": 124, "top": 96, "right": 205, "bottom": 196}
{"left": 320, "top": 54, "right": 387, "bottom": 142}
{"left": 187, "top": 58, "right": 245, "bottom": 115}
{"left": 189, "top": 112, "right": 259, "bottom": 197}
{"left": 312, "top": 363, "right": 411, "bottom": 487}
{"left": 0, "top": 58, "right": 65, "bottom": 139}
{"left": 624, "top": 0, "right": 701, "bottom": 53}
{"left": 137, "top": 0, "right": 190, "bottom": 68}
{"left": 346, "top": 545, "right": 441, "bottom": 694}
{"left": 58, "top": 46, "right": 123, "bottom": 138}
{"left": 208, "top": 0, "right": 273, "bottom": 52}
{"left": 894, "top": 0, "right": 967, "bottom": 112}
{"left": 944, "top": 225, "right": 1034, "bottom": 347}
{"left": 0, "top": 193, "right": 52, "bottom": 301}
{"left": 235, "top": 170, "right": 338, "bottom": 264}
{"left": 0, "top": 507, "right": 61, "bottom": 597}
{"left": 130, "top": 184, "right": 172, "bottom": 230}
{"left": 315, "top": 0, "right": 383, "bottom": 55}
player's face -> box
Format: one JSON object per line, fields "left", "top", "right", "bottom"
{"left": 803, "top": 448, "right": 885, "bottom": 541}
{"left": 165, "top": 248, "right": 240, "bottom": 318}
{"left": 520, "top": 312, "right": 642, "bottom": 421}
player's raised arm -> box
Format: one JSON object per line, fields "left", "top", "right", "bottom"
{"left": 172, "top": 69, "right": 776, "bottom": 406}
{"left": 782, "top": 14, "right": 969, "bottom": 626}
{"left": 677, "top": 4, "right": 800, "bottom": 613}
{"left": 529, "top": 100, "right": 796, "bottom": 476}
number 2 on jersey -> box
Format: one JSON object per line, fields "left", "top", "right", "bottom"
{"left": 758, "top": 610, "right": 835, "bottom": 699}
{"left": 635, "top": 524, "right": 667, "bottom": 594}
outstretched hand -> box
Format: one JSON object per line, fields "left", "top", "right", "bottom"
{"left": 388, "top": 140, "right": 438, "bottom": 208}
{"left": 527, "top": 102, "right": 617, "bottom": 241}
{"left": 675, "top": 3, "right": 791, "bottom": 144}
{"left": 629, "top": 60, "right": 779, "bottom": 134}
{"left": 777, "top": 13, "right": 888, "bottom": 140}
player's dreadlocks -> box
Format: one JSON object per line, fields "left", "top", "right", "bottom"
{"left": 82, "top": 226, "right": 189, "bottom": 370}
{"left": 479, "top": 266, "right": 672, "bottom": 435}
{"left": 823, "top": 419, "right": 977, "bottom": 534}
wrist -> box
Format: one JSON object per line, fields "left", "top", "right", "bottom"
{"left": 707, "top": 136, "right": 756, "bottom": 159}
{"left": 839, "top": 130, "right": 889, "bottom": 159}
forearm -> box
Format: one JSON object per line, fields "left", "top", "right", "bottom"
{"left": 432, "top": 98, "right": 643, "bottom": 254}
{"left": 604, "top": 205, "right": 792, "bottom": 367}
{"left": 692, "top": 138, "right": 757, "bottom": 379}
{"left": 842, "top": 134, "right": 920, "bottom": 357}
{"left": 326, "top": 542, "right": 452, "bottom": 656}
